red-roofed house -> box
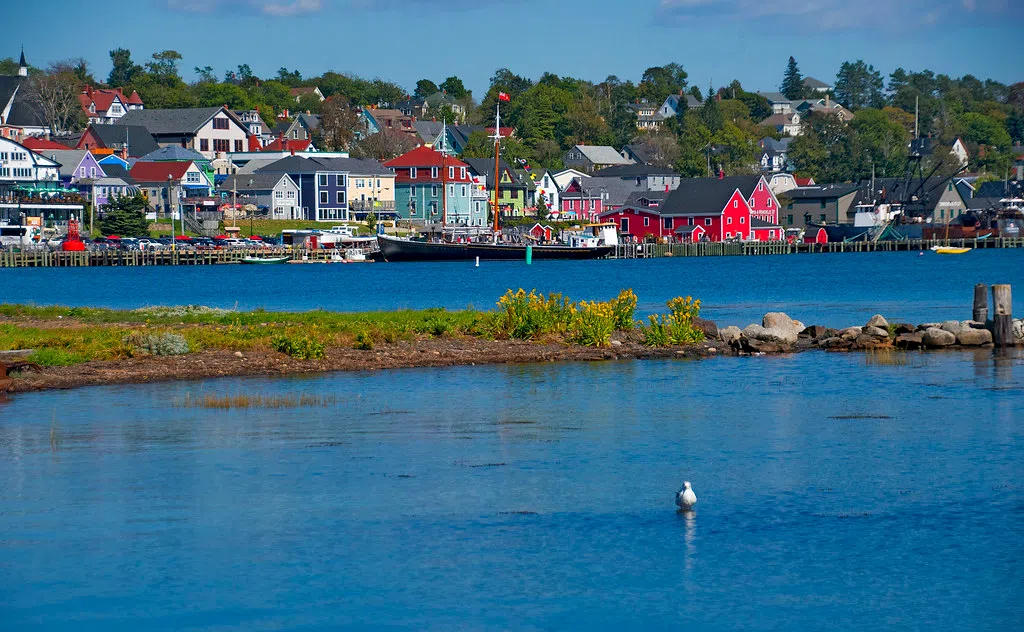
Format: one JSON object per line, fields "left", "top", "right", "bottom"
{"left": 385, "top": 146, "right": 485, "bottom": 225}
{"left": 262, "top": 137, "right": 312, "bottom": 152}
{"left": 795, "top": 176, "right": 816, "bottom": 187}
{"left": 79, "top": 86, "right": 144, "bottom": 124}
{"left": 21, "top": 136, "right": 74, "bottom": 151}
{"left": 129, "top": 160, "right": 212, "bottom": 214}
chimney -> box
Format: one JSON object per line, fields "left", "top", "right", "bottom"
{"left": 825, "top": 93, "right": 830, "bottom": 108}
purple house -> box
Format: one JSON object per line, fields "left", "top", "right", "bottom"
{"left": 255, "top": 155, "right": 349, "bottom": 222}
{"left": 39, "top": 149, "right": 106, "bottom": 187}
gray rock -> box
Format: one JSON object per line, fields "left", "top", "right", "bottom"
{"left": 741, "top": 337, "right": 791, "bottom": 354}
{"left": 866, "top": 314, "right": 889, "bottom": 329}
{"left": 1014, "top": 319, "right": 1024, "bottom": 343}
{"left": 956, "top": 328, "right": 992, "bottom": 346}
{"left": 922, "top": 327, "right": 956, "bottom": 348}
{"left": 939, "top": 320, "right": 963, "bottom": 335}
{"left": 964, "top": 320, "right": 987, "bottom": 329}
{"left": 894, "top": 323, "right": 916, "bottom": 335}
{"left": 839, "top": 326, "right": 862, "bottom": 341}
{"left": 800, "top": 325, "right": 827, "bottom": 339}
{"left": 855, "top": 334, "right": 881, "bottom": 347}
{"left": 917, "top": 323, "right": 939, "bottom": 331}
{"left": 610, "top": 340, "right": 622, "bottom": 347}
{"left": 719, "top": 326, "right": 742, "bottom": 344}
{"left": 895, "top": 332, "right": 924, "bottom": 349}
{"left": 864, "top": 325, "right": 890, "bottom": 339}
{"left": 743, "top": 323, "right": 799, "bottom": 345}
{"left": 818, "top": 337, "right": 851, "bottom": 350}
{"left": 693, "top": 317, "right": 718, "bottom": 340}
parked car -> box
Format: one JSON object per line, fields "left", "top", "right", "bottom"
{"left": 137, "top": 238, "right": 164, "bottom": 251}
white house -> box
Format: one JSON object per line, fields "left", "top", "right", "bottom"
{"left": 116, "top": 107, "right": 251, "bottom": 161}
{"left": 0, "top": 136, "right": 60, "bottom": 185}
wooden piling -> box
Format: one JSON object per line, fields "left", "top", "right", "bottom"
{"left": 973, "top": 284, "right": 989, "bottom": 322}
{"left": 991, "top": 284, "right": 1013, "bottom": 347}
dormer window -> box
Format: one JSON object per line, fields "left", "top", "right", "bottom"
{"left": 89, "top": 103, "right": 96, "bottom": 113}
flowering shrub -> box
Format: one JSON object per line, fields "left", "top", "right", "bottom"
{"left": 494, "top": 289, "right": 575, "bottom": 340}
{"left": 641, "top": 296, "right": 705, "bottom": 346}
{"left": 611, "top": 289, "right": 638, "bottom": 330}
{"left": 571, "top": 301, "right": 616, "bottom": 347}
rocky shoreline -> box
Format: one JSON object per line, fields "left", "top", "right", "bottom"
{"left": 719, "top": 311, "right": 1024, "bottom": 354}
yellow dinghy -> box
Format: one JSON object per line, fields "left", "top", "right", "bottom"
{"left": 931, "top": 246, "right": 972, "bottom": 255}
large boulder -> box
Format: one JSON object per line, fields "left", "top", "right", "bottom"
{"left": 693, "top": 317, "right": 718, "bottom": 340}
{"left": 763, "top": 312, "right": 801, "bottom": 330}
{"left": 895, "top": 332, "right": 924, "bottom": 349}
{"left": 740, "top": 337, "right": 790, "bottom": 354}
{"left": 917, "top": 323, "right": 939, "bottom": 331}
{"left": 922, "top": 327, "right": 956, "bottom": 348}
{"left": 819, "top": 336, "right": 852, "bottom": 350}
{"left": 1014, "top": 319, "right": 1024, "bottom": 344}
{"left": 743, "top": 323, "right": 799, "bottom": 346}
{"left": 894, "top": 323, "right": 916, "bottom": 335}
{"left": 719, "top": 326, "right": 742, "bottom": 344}
{"left": 939, "top": 320, "right": 963, "bottom": 336}
{"left": 839, "top": 326, "right": 862, "bottom": 341}
{"left": 956, "top": 328, "right": 992, "bottom": 346}
{"left": 865, "top": 314, "right": 889, "bottom": 329}
{"left": 864, "top": 325, "right": 890, "bottom": 339}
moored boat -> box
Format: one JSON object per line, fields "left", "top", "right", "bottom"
{"left": 930, "top": 245, "right": 971, "bottom": 255}
{"left": 241, "top": 255, "right": 290, "bottom": 264}
{"left": 377, "top": 233, "right": 614, "bottom": 262}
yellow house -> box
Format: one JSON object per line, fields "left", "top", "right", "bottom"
{"left": 316, "top": 157, "right": 396, "bottom": 221}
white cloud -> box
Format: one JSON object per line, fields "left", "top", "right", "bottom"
{"left": 163, "top": 0, "right": 325, "bottom": 15}
{"left": 261, "top": 0, "right": 322, "bottom": 16}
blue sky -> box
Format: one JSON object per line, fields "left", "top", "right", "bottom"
{"left": 8, "top": 0, "right": 1017, "bottom": 97}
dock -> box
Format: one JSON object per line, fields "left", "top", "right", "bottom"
{"left": 0, "top": 248, "right": 340, "bottom": 268}
{"left": 613, "top": 237, "right": 1024, "bottom": 258}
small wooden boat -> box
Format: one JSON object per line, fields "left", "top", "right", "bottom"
{"left": 241, "top": 255, "right": 290, "bottom": 264}
{"left": 930, "top": 246, "right": 971, "bottom": 255}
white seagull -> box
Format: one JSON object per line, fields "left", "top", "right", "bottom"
{"left": 676, "top": 481, "right": 697, "bottom": 511}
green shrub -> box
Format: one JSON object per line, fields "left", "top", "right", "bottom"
{"left": 354, "top": 330, "right": 374, "bottom": 350}
{"left": 271, "top": 333, "right": 326, "bottom": 360}
{"left": 28, "top": 348, "right": 83, "bottom": 366}
{"left": 641, "top": 296, "right": 705, "bottom": 346}
{"left": 493, "top": 289, "right": 575, "bottom": 339}
{"left": 129, "top": 332, "right": 190, "bottom": 356}
{"left": 570, "top": 301, "right": 615, "bottom": 347}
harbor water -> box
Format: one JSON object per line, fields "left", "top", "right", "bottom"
{"left": 2, "top": 249, "right": 1022, "bottom": 326}
{"left": 1, "top": 351, "right": 1022, "bottom": 630}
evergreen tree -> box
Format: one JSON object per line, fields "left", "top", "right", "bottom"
{"left": 701, "top": 85, "right": 723, "bottom": 134}
{"left": 100, "top": 193, "right": 150, "bottom": 238}
{"left": 107, "top": 48, "right": 140, "bottom": 87}
{"left": 781, "top": 57, "right": 805, "bottom": 100}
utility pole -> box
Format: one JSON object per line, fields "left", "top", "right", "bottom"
{"left": 168, "top": 174, "right": 176, "bottom": 252}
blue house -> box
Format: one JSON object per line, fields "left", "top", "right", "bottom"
{"left": 256, "top": 156, "right": 349, "bottom": 222}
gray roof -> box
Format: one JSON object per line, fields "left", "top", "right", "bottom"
{"left": 658, "top": 176, "right": 763, "bottom": 217}
{"left": 563, "top": 175, "right": 644, "bottom": 208}
{"left": 803, "top": 76, "right": 832, "bottom": 89}
{"left": 786, "top": 185, "right": 860, "bottom": 200}
{"left": 84, "top": 124, "right": 159, "bottom": 157}
{"left": 413, "top": 120, "right": 444, "bottom": 144}
{"left": 254, "top": 155, "right": 325, "bottom": 174}
{"left": 312, "top": 157, "right": 393, "bottom": 176}
{"left": 235, "top": 159, "right": 280, "bottom": 175}
{"left": 98, "top": 163, "right": 134, "bottom": 183}
{"left": 37, "top": 150, "right": 93, "bottom": 178}
{"left": 117, "top": 107, "right": 225, "bottom": 136}
{"left": 591, "top": 164, "right": 678, "bottom": 178}
{"left": 216, "top": 172, "right": 296, "bottom": 193}
{"left": 750, "top": 217, "right": 782, "bottom": 228}
{"left": 138, "top": 145, "right": 207, "bottom": 163}
{"left": 0, "top": 77, "right": 46, "bottom": 128}
{"left": 757, "top": 92, "right": 791, "bottom": 104}
{"left": 759, "top": 137, "right": 792, "bottom": 153}
{"left": 569, "top": 145, "right": 633, "bottom": 166}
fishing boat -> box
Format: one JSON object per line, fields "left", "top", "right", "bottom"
{"left": 240, "top": 255, "right": 290, "bottom": 264}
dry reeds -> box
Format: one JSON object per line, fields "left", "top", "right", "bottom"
{"left": 176, "top": 392, "right": 338, "bottom": 410}
{"left": 864, "top": 348, "right": 910, "bottom": 366}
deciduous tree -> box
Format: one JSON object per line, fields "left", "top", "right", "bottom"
{"left": 28, "top": 61, "right": 86, "bottom": 134}
{"left": 318, "top": 95, "right": 359, "bottom": 151}
{"left": 351, "top": 130, "right": 416, "bottom": 161}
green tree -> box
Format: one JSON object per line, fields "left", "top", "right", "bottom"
{"left": 700, "top": 86, "right": 723, "bottom": 134}
{"left": 107, "top": 48, "right": 141, "bottom": 87}
{"left": 146, "top": 50, "right": 183, "bottom": 85}
{"left": 194, "top": 66, "right": 216, "bottom": 84}
{"left": 439, "top": 76, "right": 470, "bottom": 100}
{"left": 276, "top": 67, "right": 303, "bottom": 86}
{"left": 781, "top": 57, "right": 805, "bottom": 100}
{"left": 674, "top": 111, "right": 712, "bottom": 177}
{"left": 788, "top": 111, "right": 864, "bottom": 182}
{"left": 196, "top": 82, "right": 252, "bottom": 109}
{"left": 414, "top": 79, "right": 439, "bottom": 99}
{"left": 638, "top": 63, "right": 688, "bottom": 105}
{"left": 850, "top": 108, "right": 910, "bottom": 177}
{"left": 100, "top": 193, "right": 150, "bottom": 238}
{"left": 834, "top": 60, "right": 884, "bottom": 110}
{"left": 958, "top": 111, "right": 1013, "bottom": 173}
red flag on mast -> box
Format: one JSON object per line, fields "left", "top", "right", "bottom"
{"left": 498, "top": 92, "right": 510, "bottom": 102}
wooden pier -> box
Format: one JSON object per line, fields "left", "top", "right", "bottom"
{"left": 614, "top": 237, "right": 1024, "bottom": 259}
{"left": 0, "top": 248, "right": 342, "bottom": 268}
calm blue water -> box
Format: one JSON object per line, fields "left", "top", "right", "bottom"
{"left": 1, "top": 351, "right": 1022, "bottom": 630}
{"left": 2, "top": 249, "right": 1022, "bottom": 326}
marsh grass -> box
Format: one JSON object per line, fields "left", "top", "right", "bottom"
{"left": 864, "top": 348, "right": 910, "bottom": 366}
{"left": 176, "top": 392, "right": 338, "bottom": 409}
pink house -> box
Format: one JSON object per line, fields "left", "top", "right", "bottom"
{"left": 557, "top": 178, "right": 604, "bottom": 221}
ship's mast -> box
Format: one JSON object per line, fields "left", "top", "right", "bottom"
{"left": 440, "top": 119, "right": 448, "bottom": 227}
{"left": 491, "top": 102, "right": 503, "bottom": 233}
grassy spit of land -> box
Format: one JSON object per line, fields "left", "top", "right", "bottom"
{"left": 0, "top": 290, "right": 715, "bottom": 394}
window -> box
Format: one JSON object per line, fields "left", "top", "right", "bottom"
{"left": 275, "top": 191, "right": 283, "bottom": 199}
{"left": 643, "top": 217, "right": 649, "bottom": 227}
{"left": 90, "top": 167, "right": 96, "bottom": 177}
{"left": 320, "top": 191, "right": 328, "bottom": 204}
{"left": 287, "top": 191, "right": 295, "bottom": 199}
{"left": 213, "top": 118, "right": 229, "bottom": 130}
{"left": 337, "top": 191, "right": 345, "bottom": 205}
{"left": 214, "top": 139, "right": 230, "bottom": 153}
{"left": 292, "top": 130, "right": 298, "bottom": 139}
{"left": 449, "top": 166, "right": 455, "bottom": 179}
{"left": 787, "top": 214, "right": 794, "bottom": 225}
{"left": 448, "top": 184, "right": 454, "bottom": 196}
{"left": 769, "top": 230, "right": 775, "bottom": 238}
{"left": 726, "top": 232, "right": 732, "bottom": 239}
{"left": 758, "top": 181, "right": 763, "bottom": 191}
{"left": 727, "top": 217, "right": 733, "bottom": 225}
{"left": 410, "top": 167, "right": 417, "bottom": 179}
{"left": 431, "top": 167, "right": 438, "bottom": 179}
{"left": 750, "top": 198, "right": 755, "bottom": 207}
{"left": 460, "top": 167, "right": 466, "bottom": 180}
{"left": 319, "top": 174, "right": 327, "bottom": 186}
{"left": 740, "top": 217, "right": 745, "bottom": 224}
{"left": 200, "top": 139, "right": 209, "bottom": 151}
{"left": 705, "top": 218, "right": 712, "bottom": 226}
{"left": 430, "top": 202, "right": 438, "bottom": 215}
{"left": 411, "top": 185, "right": 417, "bottom": 196}
{"left": 80, "top": 167, "right": 86, "bottom": 177}
{"left": 590, "top": 199, "right": 596, "bottom": 210}
{"left": 355, "top": 179, "right": 365, "bottom": 188}
{"left": 620, "top": 218, "right": 629, "bottom": 232}
{"left": 820, "top": 200, "right": 827, "bottom": 209}
{"left": 376, "top": 179, "right": 381, "bottom": 188}
{"left": 186, "top": 172, "right": 200, "bottom": 183}
{"left": 234, "top": 140, "right": 243, "bottom": 152}
{"left": 431, "top": 185, "right": 438, "bottom": 198}
{"left": 819, "top": 214, "right": 826, "bottom": 222}
{"left": 461, "top": 185, "right": 467, "bottom": 197}
{"left": 733, "top": 200, "right": 738, "bottom": 208}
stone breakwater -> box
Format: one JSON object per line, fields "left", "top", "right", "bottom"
{"left": 719, "top": 312, "right": 1024, "bottom": 354}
